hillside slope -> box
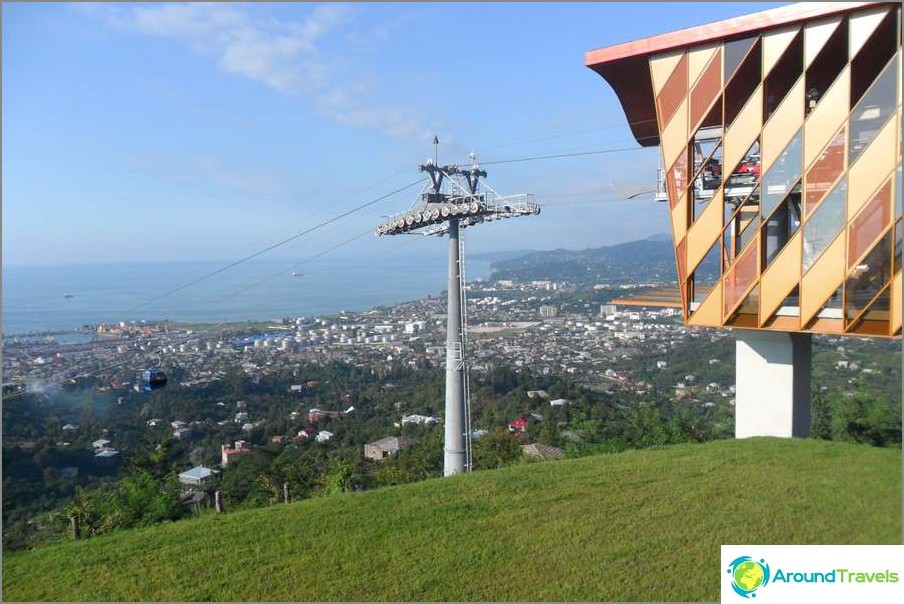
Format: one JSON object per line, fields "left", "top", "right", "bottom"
{"left": 487, "top": 237, "right": 722, "bottom": 286}
{"left": 3, "top": 439, "right": 901, "bottom": 602}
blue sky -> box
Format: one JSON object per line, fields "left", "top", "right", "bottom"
{"left": 2, "top": 2, "right": 787, "bottom": 266}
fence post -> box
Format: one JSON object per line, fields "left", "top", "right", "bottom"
{"left": 215, "top": 490, "right": 224, "bottom": 514}
{"left": 283, "top": 482, "right": 290, "bottom": 504}
{"left": 70, "top": 516, "right": 80, "bottom": 540}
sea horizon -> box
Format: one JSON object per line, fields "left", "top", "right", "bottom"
{"left": 2, "top": 255, "right": 494, "bottom": 336}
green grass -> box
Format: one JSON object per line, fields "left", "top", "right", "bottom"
{"left": 3, "top": 438, "right": 901, "bottom": 602}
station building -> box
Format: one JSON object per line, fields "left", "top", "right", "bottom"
{"left": 586, "top": 2, "right": 901, "bottom": 437}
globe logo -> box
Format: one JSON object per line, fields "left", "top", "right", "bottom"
{"left": 727, "top": 556, "right": 771, "bottom": 598}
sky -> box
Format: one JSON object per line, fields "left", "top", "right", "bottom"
{"left": 2, "top": 1, "right": 788, "bottom": 267}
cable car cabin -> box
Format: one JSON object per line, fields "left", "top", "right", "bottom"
{"left": 142, "top": 370, "right": 167, "bottom": 392}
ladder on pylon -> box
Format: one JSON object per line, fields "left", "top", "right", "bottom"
{"left": 459, "top": 228, "right": 473, "bottom": 472}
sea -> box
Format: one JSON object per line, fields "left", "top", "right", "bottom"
{"left": 1, "top": 254, "right": 494, "bottom": 337}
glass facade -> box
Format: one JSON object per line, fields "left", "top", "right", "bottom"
{"left": 848, "top": 180, "right": 891, "bottom": 267}
{"left": 844, "top": 230, "right": 892, "bottom": 322}
{"left": 723, "top": 235, "right": 759, "bottom": 315}
{"left": 804, "top": 127, "right": 845, "bottom": 217}
{"left": 760, "top": 128, "right": 803, "bottom": 218}
{"left": 802, "top": 176, "right": 846, "bottom": 272}
{"left": 594, "top": 3, "right": 902, "bottom": 335}
{"left": 848, "top": 54, "right": 898, "bottom": 165}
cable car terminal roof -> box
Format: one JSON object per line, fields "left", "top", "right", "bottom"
{"left": 583, "top": 2, "right": 878, "bottom": 148}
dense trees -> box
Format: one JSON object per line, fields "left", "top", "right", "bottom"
{"left": 3, "top": 332, "right": 900, "bottom": 551}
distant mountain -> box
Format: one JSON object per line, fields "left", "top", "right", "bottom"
{"left": 488, "top": 236, "right": 719, "bottom": 285}
{"left": 469, "top": 250, "right": 538, "bottom": 263}
{"left": 644, "top": 232, "right": 672, "bottom": 241}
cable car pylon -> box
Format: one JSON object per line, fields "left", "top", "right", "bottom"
{"left": 374, "top": 141, "right": 540, "bottom": 476}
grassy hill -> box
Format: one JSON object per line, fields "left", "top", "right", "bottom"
{"left": 3, "top": 439, "right": 901, "bottom": 602}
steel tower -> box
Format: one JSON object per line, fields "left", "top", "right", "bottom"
{"left": 375, "top": 152, "right": 539, "bottom": 476}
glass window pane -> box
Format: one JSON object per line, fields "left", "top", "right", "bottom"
{"left": 845, "top": 231, "right": 892, "bottom": 322}
{"left": 691, "top": 141, "right": 723, "bottom": 220}
{"left": 724, "top": 36, "right": 757, "bottom": 82}
{"left": 761, "top": 128, "right": 803, "bottom": 218}
{"left": 849, "top": 54, "right": 898, "bottom": 165}
{"left": 803, "top": 176, "right": 846, "bottom": 272}
{"left": 764, "top": 184, "right": 802, "bottom": 267}
{"left": 805, "top": 127, "right": 845, "bottom": 217}
{"left": 734, "top": 284, "right": 760, "bottom": 318}
{"left": 723, "top": 235, "right": 759, "bottom": 315}
{"left": 855, "top": 287, "right": 890, "bottom": 334}
{"left": 725, "top": 140, "right": 760, "bottom": 217}
{"left": 848, "top": 180, "right": 891, "bottom": 267}
{"left": 894, "top": 218, "right": 902, "bottom": 274}
{"left": 691, "top": 241, "right": 720, "bottom": 308}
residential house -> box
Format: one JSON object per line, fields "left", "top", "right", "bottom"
{"left": 508, "top": 417, "right": 529, "bottom": 433}
{"left": 179, "top": 466, "right": 215, "bottom": 488}
{"left": 400, "top": 414, "right": 438, "bottom": 426}
{"left": 363, "top": 436, "right": 416, "bottom": 461}
{"left": 221, "top": 440, "right": 252, "bottom": 466}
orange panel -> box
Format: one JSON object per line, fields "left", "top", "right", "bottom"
{"left": 891, "top": 270, "right": 902, "bottom": 334}
{"left": 650, "top": 51, "right": 684, "bottom": 96}
{"left": 686, "top": 189, "right": 723, "bottom": 273}
{"left": 763, "top": 26, "right": 801, "bottom": 78}
{"left": 759, "top": 230, "right": 803, "bottom": 325}
{"left": 671, "top": 192, "right": 689, "bottom": 243}
{"left": 849, "top": 180, "right": 892, "bottom": 267}
{"left": 804, "top": 127, "right": 845, "bottom": 217}
{"left": 806, "top": 317, "right": 845, "bottom": 333}
{"left": 689, "top": 49, "right": 722, "bottom": 133}
{"left": 666, "top": 154, "right": 688, "bottom": 210}
{"left": 800, "top": 233, "right": 845, "bottom": 324}
{"left": 656, "top": 54, "right": 688, "bottom": 132}
{"left": 687, "top": 280, "right": 722, "bottom": 328}
{"left": 676, "top": 237, "right": 688, "bottom": 285}
{"left": 804, "top": 16, "right": 842, "bottom": 69}
{"left": 661, "top": 97, "right": 689, "bottom": 173}
{"left": 688, "top": 44, "right": 718, "bottom": 89}
{"left": 847, "top": 117, "right": 898, "bottom": 221}
{"left": 762, "top": 77, "right": 805, "bottom": 175}
{"left": 723, "top": 234, "right": 759, "bottom": 318}
{"left": 761, "top": 315, "right": 801, "bottom": 331}
{"left": 723, "top": 85, "right": 764, "bottom": 186}
{"left": 803, "top": 66, "right": 850, "bottom": 170}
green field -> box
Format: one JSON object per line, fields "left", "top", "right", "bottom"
{"left": 3, "top": 438, "right": 901, "bottom": 602}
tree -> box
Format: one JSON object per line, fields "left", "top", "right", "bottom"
{"left": 811, "top": 391, "right": 833, "bottom": 440}
{"left": 471, "top": 429, "right": 522, "bottom": 471}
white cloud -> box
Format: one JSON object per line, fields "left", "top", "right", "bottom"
{"left": 80, "top": 2, "right": 432, "bottom": 142}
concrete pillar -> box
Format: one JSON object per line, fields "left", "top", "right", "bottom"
{"left": 444, "top": 218, "right": 466, "bottom": 476}
{"left": 734, "top": 330, "right": 811, "bottom": 438}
